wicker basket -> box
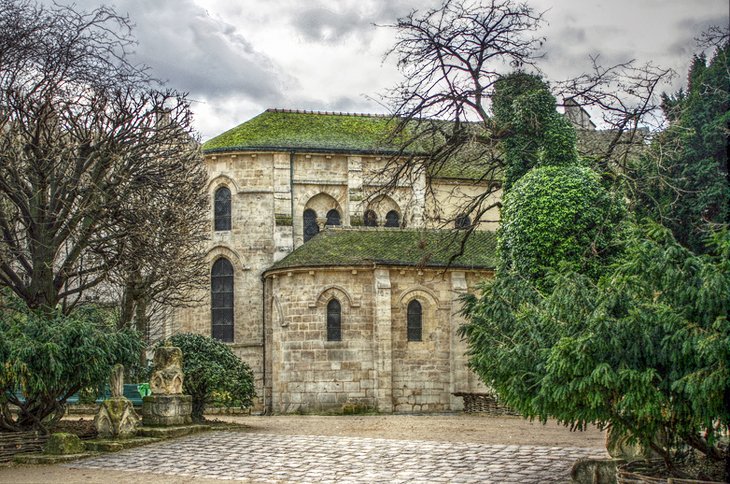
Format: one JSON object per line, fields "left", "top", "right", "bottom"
{"left": 617, "top": 460, "right": 723, "bottom": 484}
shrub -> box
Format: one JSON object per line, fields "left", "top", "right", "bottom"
{"left": 0, "top": 299, "right": 142, "bottom": 433}
{"left": 161, "top": 333, "right": 255, "bottom": 422}
{"left": 499, "top": 165, "right": 622, "bottom": 282}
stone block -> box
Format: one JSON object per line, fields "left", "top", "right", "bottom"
{"left": 44, "top": 433, "right": 85, "bottom": 455}
{"left": 571, "top": 458, "right": 622, "bottom": 484}
{"left": 142, "top": 394, "right": 192, "bottom": 426}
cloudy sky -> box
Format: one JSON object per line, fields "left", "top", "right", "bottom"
{"left": 41, "top": 0, "right": 728, "bottom": 141}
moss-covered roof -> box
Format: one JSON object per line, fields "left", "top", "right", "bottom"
{"left": 266, "top": 228, "right": 497, "bottom": 273}
{"left": 203, "top": 108, "right": 641, "bottom": 182}
{"left": 204, "top": 109, "right": 407, "bottom": 155}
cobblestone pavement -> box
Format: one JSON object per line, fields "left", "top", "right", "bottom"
{"left": 69, "top": 431, "right": 607, "bottom": 483}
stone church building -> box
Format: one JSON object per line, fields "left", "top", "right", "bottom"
{"left": 175, "top": 107, "right": 599, "bottom": 414}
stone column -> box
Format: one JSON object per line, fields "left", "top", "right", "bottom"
{"left": 449, "top": 271, "right": 469, "bottom": 411}
{"left": 273, "top": 152, "right": 294, "bottom": 261}
{"left": 410, "top": 169, "right": 427, "bottom": 228}
{"left": 373, "top": 268, "right": 393, "bottom": 412}
{"left": 347, "top": 156, "right": 363, "bottom": 225}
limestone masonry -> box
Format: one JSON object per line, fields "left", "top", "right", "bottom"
{"left": 175, "top": 108, "right": 599, "bottom": 413}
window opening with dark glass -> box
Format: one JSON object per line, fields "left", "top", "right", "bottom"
{"left": 385, "top": 210, "right": 400, "bottom": 228}
{"left": 211, "top": 258, "right": 234, "bottom": 342}
{"left": 364, "top": 210, "right": 378, "bottom": 227}
{"left": 455, "top": 214, "right": 471, "bottom": 230}
{"left": 407, "top": 300, "right": 422, "bottom": 341}
{"left": 303, "top": 209, "right": 319, "bottom": 242}
{"left": 327, "top": 299, "right": 341, "bottom": 341}
{"left": 326, "top": 209, "right": 341, "bottom": 226}
{"left": 214, "top": 187, "right": 231, "bottom": 231}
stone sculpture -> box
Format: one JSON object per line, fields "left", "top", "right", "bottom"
{"left": 142, "top": 345, "right": 192, "bottom": 426}
{"left": 94, "top": 364, "right": 140, "bottom": 439}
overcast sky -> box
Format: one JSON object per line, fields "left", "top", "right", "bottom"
{"left": 40, "top": 0, "right": 728, "bottom": 141}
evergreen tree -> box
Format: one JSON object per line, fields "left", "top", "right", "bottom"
{"left": 633, "top": 42, "right": 729, "bottom": 253}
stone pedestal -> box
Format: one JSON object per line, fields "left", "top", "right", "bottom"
{"left": 142, "top": 394, "right": 193, "bottom": 426}
{"left": 95, "top": 397, "right": 141, "bottom": 438}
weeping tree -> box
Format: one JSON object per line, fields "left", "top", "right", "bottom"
{"left": 0, "top": 0, "right": 208, "bottom": 327}
{"left": 0, "top": 298, "right": 142, "bottom": 432}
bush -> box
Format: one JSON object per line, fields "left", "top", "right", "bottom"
{"left": 499, "top": 165, "right": 622, "bottom": 282}
{"left": 160, "top": 333, "right": 255, "bottom": 422}
{"left": 0, "top": 300, "right": 142, "bottom": 433}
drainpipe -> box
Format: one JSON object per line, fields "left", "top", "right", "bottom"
{"left": 261, "top": 271, "right": 268, "bottom": 415}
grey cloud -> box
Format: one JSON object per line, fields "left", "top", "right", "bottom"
{"left": 39, "top": 0, "right": 287, "bottom": 104}
{"left": 291, "top": 6, "right": 365, "bottom": 43}
{"left": 288, "top": 0, "right": 439, "bottom": 44}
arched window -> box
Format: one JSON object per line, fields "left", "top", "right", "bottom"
{"left": 211, "top": 258, "right": 234, "bottom": 342}
{"left": 327, "top": 299, "right": 341, "bottom": 341}
{"left": 385, "top": 210, "right": 400, "bottom": 228}
{"left": 455, "top": 214, "right": 471, "bottom": 230}
{"left": 214, "top": 187, "right": 231, "bottom": 231}
{"left": 407, "top": 300, "right": 422, "bottom": 341}
{"left": 303, "top": 209, "right": 319, "bottom": 242}
{"left": 326, "top": 209, "right": 341, "bottom": 226}
{"left": 364, "top": 210, "right": 378, "bottom": 227}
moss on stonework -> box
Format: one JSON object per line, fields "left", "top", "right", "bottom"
{"left": 275, "top": 214, "right": 293, "bottom": 226}
{"left": 44, "top": 433, "right": 85, "bottom": 455}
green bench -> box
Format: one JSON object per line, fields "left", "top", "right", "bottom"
{"left": 6, "top": 384, "right": 146, "bottom": 407}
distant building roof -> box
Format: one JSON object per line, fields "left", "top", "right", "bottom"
{"left": 265, "top": 228, "right": 497, "bottom": 274}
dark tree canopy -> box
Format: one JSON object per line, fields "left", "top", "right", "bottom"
{"left": 631, "top": 41, "right": 729, "bottom": 253}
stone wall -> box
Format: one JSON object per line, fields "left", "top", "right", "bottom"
{"left": 264, "top": 267, "right": 492, "bottom": 414}
{"left": 266, "top": 269, "right": 377, "bottom": 413}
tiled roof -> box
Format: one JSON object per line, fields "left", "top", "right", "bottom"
{"left": 266, "top": 228, "right": 498, "bottom": 273}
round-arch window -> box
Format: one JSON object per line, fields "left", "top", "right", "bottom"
{"left": 304, "top": 209, "right": 319, "bottom": 242}
{"left": 214, "top": 187, "right": 231, "bottom": 231}
{"left": 407, "top": 300, "right": 422, "bottom": 341}
{"left": 364, "top": 210, "right": 378, "bottom": 227}
{"left": 211, "top": 258, "right": 234, "bottom": 342}
{"left": 385, "top": 210, "right": 400, "bottom": 228}
{"left": 327, "top": 299, "right": 341, "bottom": 341}
{"left": 326, "top": 209, "right": 341, "bottom": 226}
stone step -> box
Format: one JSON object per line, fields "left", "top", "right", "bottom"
{"left": 135, "top": 424, "right": 211, "bottom": 439}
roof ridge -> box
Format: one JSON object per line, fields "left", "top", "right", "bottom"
{"left": 265, "top": 108, "right": 391, "bottom": 118}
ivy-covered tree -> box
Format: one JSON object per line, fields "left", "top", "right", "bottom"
{"left": 161, "top": 333, "right": 255, "bottom": 422}
{"left": 494, "top": 77, "right": 622, "bottom": 282}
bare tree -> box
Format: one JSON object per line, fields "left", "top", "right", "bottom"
{"left": 376, "top": 0, "right": 545, "bottom": 230}
{"left": 0, "top": 1, "right": 208, "bottom": 324}
{"left": 377, "top": 0, "right": 674, "bottom": 244}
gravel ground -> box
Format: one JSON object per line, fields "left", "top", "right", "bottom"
{"left": 0, "top": 414, "right": 606, "bottom": 483}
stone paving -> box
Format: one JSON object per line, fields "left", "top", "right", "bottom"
{"left": 69, "top": 431, "right": 607, "bottom": 483}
